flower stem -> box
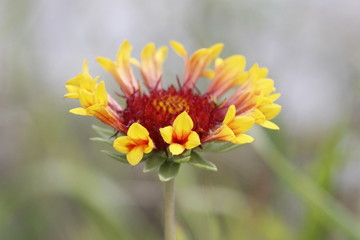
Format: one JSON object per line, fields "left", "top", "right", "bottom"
{"left": 164, "top": 179, "right": 175, "bottom": 240}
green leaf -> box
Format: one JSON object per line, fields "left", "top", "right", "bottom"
{"left": 172, "top": 151, "right": 191, "bottom": 163}
{"left": 92, "top": 125, "right": 116, "bottom": 138}
{"left": 200, "top": 141, "right": 242, "bottom": 153}
{"left": 216, "top": 142, "right": 243, "bottom": 153}
{"left": 158, "top": 161, "right": 180, "bottom": 182}
{"left": 90, "top": 137, "right": 113, "bottom": 145}
{"left": 188, "top": 151, "right": 217, "bottom": 171}
{"left": 100, "top": 150, "right": 129, "bottom": 164}
{"left": 143, "top": 156, "right": 166, "bottom": 173}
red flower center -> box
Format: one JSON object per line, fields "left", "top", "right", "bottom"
{"left": 122, "top": 86, "right": 224, "bottom": 150}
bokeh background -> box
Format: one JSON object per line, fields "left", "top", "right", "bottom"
{"left": 1, "top": 0, "right": 360, "bottom": 239}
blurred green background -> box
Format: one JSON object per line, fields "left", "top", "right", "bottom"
{"left": 1, "top": 0, "right": 360, "bottom": 239}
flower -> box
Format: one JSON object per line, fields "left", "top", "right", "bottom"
{"left": 113, "top": 123, "right": 154, "bottom": 166}
{"left": 160, "top": 111, "right": 201, "bottom": 155}
{"left": 65, "top": 40, "right": 281, "bottom": 166}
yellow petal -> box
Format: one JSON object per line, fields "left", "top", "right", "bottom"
{"left": 223, "top": 105, "right": 236, "bottom": 125}
{"left": 205, "top": 124, "right": 235, "bottom": 142}
{"left": 184, "top": 131, "right": 201, "bottom": 149}
{"left": 94, "top": 81, "right": 108, "bottom": 106}
{"left": 82, "top": 59, "right": 89, "bottom": 74}
{"left": 64, "top": 93, "right": 79, "bottom": 99}
{"left": 228, "top": 116, "right": 255, "bottom": 134}
{"left": 113, "top": 136, "right": 133, "bottom": 153}
{"left": 169, "top": 143, "right": 185, "bottom": 155}
{"left": 142, "top": 43, "right": 156, "bottom": 64}
{"left": 268, "top": 93, "right": 281, "bottom": 102}
{"left": 169, "top": 40, "right": 187, "bottom": 58}
{"left": 130, "top": 58, "right": 140, "bottom": 68}
{"left": 127, "top": 145, "right": 144, "bottom": 166}
{"left": 173, "top": 111, "right": 193, "bottom": 139}
{"left": 65, "top": 85, "right": 80, "bottom": 94}
{"left": 260, "top": 121, "right": 280, "bottom": 130}
{"left": 79, "top": 89, "right": 94, "bottom": 108}
{"left": 144, "top": 138, "right": 154, "bottom": 153}
{"left": 215, "top": 58, "right": 224, "bottom": 68}
{"left": 127, "top": 123, "right": 150, "bottom": 140}
{"left": 96, "top": 57, "right": 116, "bottom": 73}
{"left": 155, "top": 46, "right": 168, "bottom": 63}
{"left": 69, "top": 108, "right": 88, "bottom": 115}
{"left": 117, "top": 40, "right": 132, "bottom": 62}
{"left": 259, "top": 104, "right": 282, "bottom": 120}
{"left": 233, "top": 134, "right": 254, "bottom": 144}
{"left": 201, "top": 70, "right": 215, "bottom": 79}
{"left": 209, "top": 43, "right": 224, "bottom": 58}
{"left": 251, "top": 109, "right": 266, "bottom": 123}
{"left": 160, "top": 126, "right": 174, "bottom": 144}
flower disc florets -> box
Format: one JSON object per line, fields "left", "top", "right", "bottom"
{"left": 65, "top": 40, "right": 281, "bottom": 168}
{"left": 123, "top": 86, "right": 222, "bottom": 150}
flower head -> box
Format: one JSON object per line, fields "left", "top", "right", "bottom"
{"left": 113, "top": 123, "right": 154, "bottom": 166}
{"left": 65, "top": 40, "right": 281, "bottom": 169}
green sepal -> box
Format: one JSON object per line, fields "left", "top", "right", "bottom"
{"left": 158, "top": 161, "right": 180, "bottom": 182}
{"left": 100, "top": 150, "right": 129, "bottom": 164}
{"left": 188, "top": 151, "right": 218, "bottom": 171}
{"left": 92, "top": 125, "right": 116, "bottom": 138}
{"left": 200, "top": 141, "right": 242, "bottom": 153}
{"left": 90, "top": 137, "right": 113, "bottom": 145}
{"left": 172, "top": 150, "right": 192, "bottom": 163}
{"left": 143, "top": 154, "right": 166, "bottom": 173}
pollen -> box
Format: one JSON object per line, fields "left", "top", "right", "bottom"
{"left": 151, "top": 95, "right": 190, "bottom": 114}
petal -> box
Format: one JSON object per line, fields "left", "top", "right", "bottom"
{"left": 228, "top": 116, "right": 255, "bottom": 134}
{"left": 144, "top": 138, "right": 154, "bottom": 153}
{"left": 155, "top": 46, "right": 168, "bottom": 63}
{"left": 127, "top": 123, "right": 150, "bottom": 140}
{"left": 184, "top": 131, "right": 201, "bottom": 149}
{"left": 69, "top": 107, "right": 88, "bottom": 116}
{"left": 65, "top": 85, "right": 80, "bottom": 95}
{"left": 233, "top": 134, "right": 254, "bottom": 144}
{"left": 173, "top": 111, "right": 193, "bottom": 140}
{"left": 94, "top": 81, "right": 108, "bottom": 106}
{"left": 268, "top": 93, "right": 281, "bottom": 102}
{"left": 79, "top": 89, "right": 94, "bottom": 108}
{"left": 160, "top": 126, "right": 174, "bottom": 144}
{"left": 260, "top": 120, "right": 280, "bottom": 130}
{"left": 127, "top": 145, "right": 145, "bottom": 166}
{"left": 96, "top": 57, "right": 116, "bottom": 73}
{"left": 209, "top": 43, "right": 224, "bottom": 58}
{"left": 204, "top": 124, "right": 235, "bottom": 142}
{"left": 113, "top": 136, "right": 133, "bottom": 153}
{"left": 201, "top": 70, "right": 215, "bottom": 79}
{"left": 169, "top": 143, "right": 185, "bottom": 155}
{"left": 259, "top": 104, "right": 282, "bottom": 120}
{"left": 223, "top": 105, "right": 236, "bottom": 125}
{"left": 64, "top": 93, "right": 79, "bottom": 99}
{"left": 169, "top": 40, "right": 187, "bottom": 58}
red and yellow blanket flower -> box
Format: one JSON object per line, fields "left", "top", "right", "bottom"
{"left": 65, "top": 40, "right": 281, "bottom": 181}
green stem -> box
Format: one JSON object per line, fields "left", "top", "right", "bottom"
{"left": 164, "top": 179, "right": 175, "bottom": 240}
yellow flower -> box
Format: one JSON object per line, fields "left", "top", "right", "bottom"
{"left": 169, "top": 41, "right": 223, "bottom": 90}
{"left": 66, "top": 41, "right": 281, "bottom": 167}
{"left": 64, "top": 60, "right": 125, "bottom": 132}
{"left": 97, "top": 40, "right": 139, "bottom": 97}
{"left": 113, "top": 123, "right": 154, "bottom": 166}
{"left": 131, "top": 43, "right": 168, "bottom": 90}
{"left": 227, "top": 64, "right": 282, "bottom": 129}
{"left": 206, "top": 55, "right": 248, "bottom": 98}
{"left": 159, "top": 111, "right": 201, "bottom": 155}
{"left": 204, "top": 105, "right": 254, "bottom": 144}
